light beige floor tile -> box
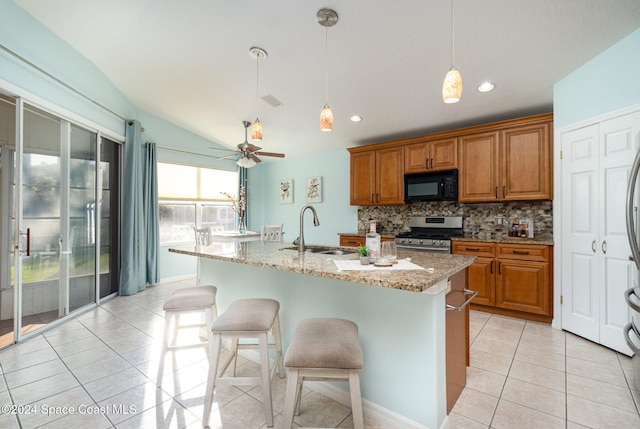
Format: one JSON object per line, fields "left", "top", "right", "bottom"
{"left": 71, "top": 354, "right": 133, "bottom": 385}
{"left": 566, "top": 356, "right": 627, "bottom": 387}
{"left": 0, "top": 346, "right": 59, "bottom": 373}
{"left": 60, "top": 344, "right": 119, "bottom": 370}
{"left": 508, "top": 360, "right": 565, "bottom": 392}
{"left": 0, "top": 411, "right": 19, "bottom": 429}
{"left": 470, "top": 349, "right": 512, "bottom": 376}
{"left": 513, "top": 344, "right": 565, "bottom": 372}
{"left": 83, "top": 366, "right": 149, "bottom": 402}
{"left": 566, "top": 334, "right": 620, "bottom": 366}
{"left": 98, "top": 381, "right": 172, "bottom": 425}
{"left": 567, "top": 394, "right": 640, "bottom": 428}
{"left": 206, "top": 392, "right": 272, "bottom": 429}
{"left": 114, "top": 399, "right": 200, "bottom": 429}
{"left": 337, "top": 412, "right": 396, "bottom": 429}
{"left": 37, "top": 409, "right": 113, "bottom": 429}
{"left": 292, "top": 391, "right": 351, "bottom": 429}
{"left": 0, "top": 336, "right": 51, "bottom": 359}
{"left": 471, "top": 335, "right": 519, "bottom": 360}
{"left": 484, "top": 314, "right": 526, "bottom": 331}
{"left": 450, "top": 387, "right": 499, "bottom": 425}
{"left": 10, "top": 370, "right": 79, "bottom": 405}
{"left": 465, "top": 366, "right": 506, "bottom": 397}
{"left": 15, "top": 385, "right": 95, "bottom": 429}
{"left": 567, "top": 373, "right": 637, "bottom": 413}
{"left": 501, "top": 377, "right": 565, "bottom": 418}
{"left": 517, "top": 334, "right": 565, "bottom": 356}
{"left": 618, "top": 352, "right": 634, "bottom": 371}
{"left": 492, "top": 399, "right": 565, "bottom": 429}
{"left": 448, "top": 412, "right": 488, "bottom": 429}
{"left": 4, "top": 358, "right": 68, "bottom": 390}
{"left": 49, "top": 335, "right": 106, "bottom": 357}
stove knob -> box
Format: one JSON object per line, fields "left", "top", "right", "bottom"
{"left": 438, "top": 240, "right": 443, "bottom": 246}
{"left": 408, "top": 239, "right": 413, "bottom": 245}
{"left": 419, "top": 239, "right": 423, "bottom": 245}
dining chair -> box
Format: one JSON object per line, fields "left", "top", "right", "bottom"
{"left": 261, "top": 224, "right": 283, "bottom": 242}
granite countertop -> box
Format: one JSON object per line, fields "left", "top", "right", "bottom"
{"left": 169, "top": 242, "right": 475, "bottom": 294}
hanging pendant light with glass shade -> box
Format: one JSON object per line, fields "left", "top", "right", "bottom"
{"left": 442, "top": 0, "right": 462, "bottom": 103}
{"left": 317, "top": 8, "right": 338, "bottom": 132}
{"left": 249, "top": 47, "right": 267, "bottom": 141}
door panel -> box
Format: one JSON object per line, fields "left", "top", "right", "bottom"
{"left": 561, "top": 125, "right": 600, "bottom": 341}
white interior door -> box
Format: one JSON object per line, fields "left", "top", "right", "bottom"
{"left": 561, "top": 110, "right": 640, "bottom": 355}
{"left": 598, "top": 112, "right": 640, "bottom": 354}
{"left": 561, "top": 124, "right": 600, "bottom": 342}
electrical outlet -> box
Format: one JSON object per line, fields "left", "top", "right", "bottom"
{"left": 496, "top": 216, "right": 504, "bottom": 225}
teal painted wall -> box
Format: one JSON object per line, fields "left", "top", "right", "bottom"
{"left": 554, "top": 28, "right": 640, "bottom": 128}
{"left": 247, "top": 150, "right": 358, "bottom": 247}
{"left": 0, "top": 1, "right": 236, "bottom": 282}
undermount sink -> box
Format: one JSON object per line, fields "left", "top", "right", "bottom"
{"left": 281, "top": 246, "right": 356, "bottom": 255}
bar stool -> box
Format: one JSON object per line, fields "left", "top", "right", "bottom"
{"left": 202, "top": 298, "right": 284, "bottom": 428}
{"left": 156, "top": 285, "right": 218, "bottom": 387}
{"left": 282, "top": 318, "right": 364, "bottom": 429}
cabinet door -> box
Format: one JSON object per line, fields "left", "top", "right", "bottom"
{"left": 496, "top": 260, "right": 550, "bottom": 315}
{"left": 404, "top": 141, "right": 429, "bottom": 173}
{"left": 468, "top": 257, "right": 495, "bottom": 306}
{"left": 501, "top": 122, "right": 552, "bottom": 200}
{"left": 458, "top": 131, "right": 500, "bottom": 202}
{"left": 430, "top": 137, "right": 458, "bottom": 171}
{"left": 405, "top": 138, "right": 457, "bottom": 173}
{"left": 375, "top": 146, "right": 405, "bottom": 205}
{"left": 350, "top": 150, "right": 376, "bottom": 205}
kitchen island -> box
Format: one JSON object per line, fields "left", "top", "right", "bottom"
{"left": 169, "top": 242, "right": 475, "bottom": 429}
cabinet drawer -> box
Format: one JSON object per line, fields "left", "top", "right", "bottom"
{"left": 497, "top": 244, "right": 549, "bottom": 262}
{"left": 452, "top": 241, "right": 496, "bottom": 257}
{"left": 340, "top": 236, "right": 365, "bottom": 247}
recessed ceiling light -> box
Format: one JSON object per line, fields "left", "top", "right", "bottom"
{"left": 477, "top": 82, "right": 495, "bottom": 92}
{"left": 350, "top": 115, "right": 362, "bottom": 122}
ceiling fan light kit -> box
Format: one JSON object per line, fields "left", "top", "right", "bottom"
{"left": 317, "top": 8, "right": 338, "bottom": 132}
{"left": 442, "top": 0, "right": 462, "bottom": 103}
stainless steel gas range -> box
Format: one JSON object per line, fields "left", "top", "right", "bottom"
{"left": 395, "top": 216, "right": 464, "bottom": 254}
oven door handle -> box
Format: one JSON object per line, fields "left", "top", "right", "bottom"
{"left": 446, "top": 289, "right": 479, "bottom": 311}
{"left": 396, "top": 245, "right": 449, "bottom": 252}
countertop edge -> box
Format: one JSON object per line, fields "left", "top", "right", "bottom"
{"left": 169, "top": 244, "right": 476, "bottom": 294}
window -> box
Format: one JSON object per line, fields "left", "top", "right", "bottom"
{"left": 158, "top": 163, "right": 239, "bottom": 244}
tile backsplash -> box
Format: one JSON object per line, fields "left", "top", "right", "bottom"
{"left": 358, "top": 200, "right": 553, "bottom": 237}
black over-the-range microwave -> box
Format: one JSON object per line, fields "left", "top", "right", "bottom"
{"left": 404, "top": 169, "right": 458, "bottom": 202}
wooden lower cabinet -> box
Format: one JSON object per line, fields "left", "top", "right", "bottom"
{"left": 496, "top": 259, "right": 550, "bottom": 315}
{"left": 452, "top": 241, "right": 553, "bottom": 322}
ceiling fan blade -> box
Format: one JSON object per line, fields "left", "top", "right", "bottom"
{"left": 254, "top": 151, "right": 285, "bottom": 158}
{"left": 246, "top": 143, "right": 262, "bottom": 152}
{"left": 249, "top": 154, "right": 262, "bottom": 163}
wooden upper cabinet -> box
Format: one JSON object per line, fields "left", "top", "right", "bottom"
{"left": 375, "top": 146, "right": 405, "bottom": 205}
{"left": 459, "top": 115, "right": 553, "bottom": 203}
{"left": 405, "top": 137, "right": 457, "bottom": 174}
{"left": 459, "top": 131, "right": 500, "bottom": 202}
{"left": 500, "top": 122, "right": 551, "bottom": 200}
{"left": 350, "top": 150, "right": 376, "bottom": 205}
{"left": 349, "top": 146, "right": 404, "bottom": 206}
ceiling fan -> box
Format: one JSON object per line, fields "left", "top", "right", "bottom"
{"left": 211, "top": 121, "right": 285, "bottom": 168}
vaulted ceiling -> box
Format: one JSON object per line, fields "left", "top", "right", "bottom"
{"left": 14, "top": 0, "right": 640, "bottom": 160}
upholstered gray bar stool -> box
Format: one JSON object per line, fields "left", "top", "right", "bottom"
{"left": 156, "top": 285, "right": 217, "bottom": 387}
{"left": 282, "top": 318, "right": 364, "bottom": 429}
{"left": 202, "top": 298, "right": 284, "bottom": 428}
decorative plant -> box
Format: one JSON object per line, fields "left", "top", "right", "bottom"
{"left": 357, "top": 245, "right": 369, "bottom": 257}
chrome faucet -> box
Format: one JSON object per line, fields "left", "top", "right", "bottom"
{"left": 298, "top": 205, "right": 320, "bottom": 253}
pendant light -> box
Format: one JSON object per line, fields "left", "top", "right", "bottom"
{"left": 249, "top": 47, "right": 267, "bottom": 141}
{"left": 442, "top": 0, "right": 462, "bottom": 103}
{"left": 317, "top": 8, "right": 338, "bottom": 132}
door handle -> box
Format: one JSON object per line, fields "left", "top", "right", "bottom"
{"left": 490, "top": 260, "right": 493, "bottom": 274}
{"left": 498, "top": 262, "right": 501, "bottom": 275}
{"left": 602, "top": 240, "right": 607, "bottom": 254}
{"left": 592, "top": 240, "right": 597, "bottom": 253}
{"left": 19, "top": 228, "right": 31, "bottom": 256}
{"left": 430, "top": 158, "right": 433, "bottom": 169}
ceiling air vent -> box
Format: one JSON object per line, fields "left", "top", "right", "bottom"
{"left": 261, "top": 94, "right": 283, "bottom": 107}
